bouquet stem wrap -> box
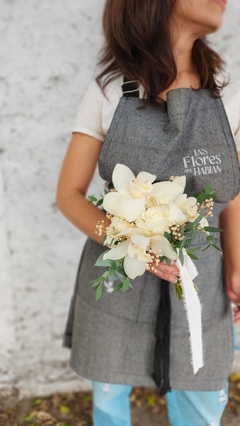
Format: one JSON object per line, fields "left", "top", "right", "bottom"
{"left": 176, "top": 250, "right": 204, "bottom": 374}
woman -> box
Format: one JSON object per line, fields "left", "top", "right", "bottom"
{"left": 56, "top": 0, "right": 240, "bottom": 425}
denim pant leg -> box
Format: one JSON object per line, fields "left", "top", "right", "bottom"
{"left": 166, "top": 384, "right": 228, "bottom": 426}
{"left": 92, "top": 381, "right": 132, "bottom": 426}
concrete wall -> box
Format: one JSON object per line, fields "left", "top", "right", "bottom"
{"left": 0, "top": 0, "right": 239, "bottom": 399}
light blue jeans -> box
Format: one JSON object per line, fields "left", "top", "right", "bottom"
{"left": 92, "top": 381, "right": 228, "bottom": 426}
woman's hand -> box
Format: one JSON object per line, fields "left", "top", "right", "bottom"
{"left": 233, "top": 305, "right": 240, "bottom": 324}
{"left": 149, "top": 259, "right": 179, "bottom": 283}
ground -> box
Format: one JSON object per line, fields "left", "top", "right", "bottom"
{"left": 0, "top": 375, "right": 240, "bottom": 426}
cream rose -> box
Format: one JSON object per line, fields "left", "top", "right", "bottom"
{"left": 136, "top": 206, "right": 169, "bottom": 235}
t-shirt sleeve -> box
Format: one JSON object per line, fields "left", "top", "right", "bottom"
{"left": 222, "top": 78, "right": 240, "bottom": 152}
{"left": 72, "top": 80, "right": 105, "bottom": 142}
{"left": 234, "top": 118, "right": 240, "bottom": 152}
{"left": 232, "top": 80, "right": 240, "bottom": 152}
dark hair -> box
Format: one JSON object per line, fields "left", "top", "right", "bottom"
{"left": 97, "top": 0, "right": 225, "bottom": 104}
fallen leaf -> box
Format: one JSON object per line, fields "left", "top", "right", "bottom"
{"left": 24, "top": 412, "right": 37, "bottom": 422}
{"left": 235, "top": 403, "right": 240, "bottom": 416}
{"left": 31, "top": 399, "right": 42, "bottom": 407}
{"left": 229, "top": 373, "right": 240, "bottom": 383}
{"left": 80, "top": 395, "right": 92, "bottom": 402}
{"left": 146, "top": 395, "right": 157, "bottom": 406}
{"left": 59, "top": 405, "right": 70, "bottom": 414}
{"left": 35, "top": 411, "right": 56, "bottom": 422}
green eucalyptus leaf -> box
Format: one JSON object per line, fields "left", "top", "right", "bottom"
{"left": 164, "top": 232, "right": 172, "bottom": 243}
{"left": 95, "top": 252, "right": 113, "bottom": 267}
{"left": 91, "top": 276, "right": 105, "bottom": 285}
{"left": 96, "top": 285, "right": 103, "bottom": 301}
{"left": 206, "top": 235, "right": 214, "bottom": 243}
{"left": 88, "top": 195, "right": 98, "bottom": 203}
{"left": 159, "top": 256, "right": 171, "bottom": 266}
{"left": 203, "top": 226, "right": 222, "bottom": 233}
{"left": 115, "top": 271, "right": 126, "bottom": 281}
{"left": 113, "top": 283, "right": 123, "bottom": 293}
{"left": 202, "top": 244, "right": 211, "bottom": 252}
{"left": 175, "top": 282, "right": 183, "bottom": 300}
{"left": 212, "top": 244, "right": 222, "bottom": 252}
{"left": 187, "top": 252, "right": 198, "bottom": 260}
{"left": 108, "top": 273, "right": 119, "bottom": 282}
{"left": 122, "top": 277, "right": 130, "bottom": 292}
{"left": 188, "top": 246, "right": 201, "bottom": 252}
{"left": 179, "top": 249, "right": 184, "bottom": 266}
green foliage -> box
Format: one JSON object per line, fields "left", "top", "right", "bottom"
{"left": 175, "top": 281, "right": 183, "bottom": 300}
{"left": 88, "top": 189, "right": 109, "bottom": 206}
{"left": 91, "top": 255, "right": 130, "bottom": 300}
{"left": 159, "top": 256, "right": 171, "bottom": 266}
{"left": 195, "top": 182, "right": 216, "bottom": 203}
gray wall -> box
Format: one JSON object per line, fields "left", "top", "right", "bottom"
{"left": 0, "top": 0, "right": 239, "bottom": 398}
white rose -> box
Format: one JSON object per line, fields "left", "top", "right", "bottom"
{"left": 111, "top": 216, "right": 130, "bottom": 232}
{"left": 136, "top": 206, "right": 168, "bottom": 235}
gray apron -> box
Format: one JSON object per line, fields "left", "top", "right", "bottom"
{"left": 63, "top": 81, "right": 240, "bottom": 391}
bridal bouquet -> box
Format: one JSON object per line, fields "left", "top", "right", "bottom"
{"left": 89, "top": 163, "right": 221, "bottom": 374}
{"left": 89, "top": 164, "right": 220, "bottom": 301}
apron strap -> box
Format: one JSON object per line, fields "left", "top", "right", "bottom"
{"left": 152, "top": 280, "right": 171, "bottom": 396}
{"left": 122, "top": 77, "right": 140, "bottom": 98}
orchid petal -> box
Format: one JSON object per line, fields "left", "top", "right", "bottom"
{"left": 172, "top": 175, "right": 186, "bottom": 190}
{"left": 131, "top": 235, "right": 150, "bottom": 250}
{"left": 112, "top": 164, "right": 134, "bottom": 195}
{"left": 104, "top": 191, "right": 146, "bottom": 222}
{"left": 124, "top": 255, "right": 147, "bottom": 279}
{"left": 119, "top": 227, "right": 147, "bottom": 237}
{"left": 103, "top": 240, "right": 129, "bottom": 260}
{"left": 127, "top": 243, "right": 152, "bottom": 262}
{"left": 174, "top": 194, "right": 187, "bottom": 208}
{"left": 137, "top": 171, "right": 156, "bottom": 185}
{"left": 185, "top": 197, "right": 197, "bottom": 207}
{"left": 151, "top": 235, "right": 178, "bottom": 260}
{"left": 151, "top": 181, "right": 184, "bottom": 201}
{"left": 103, "top": 192, "right": 123, "bottom": 216}
{"left": 129, "top": 180, "right": 145, "bottom": 198}
{"left": 119, "top": 196, "right": 146, "bottom": 222}
{"left": 169, "top": 202, "right": 187, "bottom": 224}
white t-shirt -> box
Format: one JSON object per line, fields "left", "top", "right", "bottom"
{"left": 73, "top": 75, "right": 240, "bottom": 152}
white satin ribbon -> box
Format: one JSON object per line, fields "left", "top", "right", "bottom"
{"left": 176, "top": 251, "right": 204, "bottom": 374}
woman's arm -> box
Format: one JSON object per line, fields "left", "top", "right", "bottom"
{"left": 219, "top": 191, "right": 240, "bottom": 305}
{"left": 56, "top": 132, "right": 111, "bottom": 244}
{"left": 56, "top": 132, "right": 179, "bottom": 282}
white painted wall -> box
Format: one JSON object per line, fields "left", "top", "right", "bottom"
{"left": 0, "top": 0, "right": 239, "bottom": 399}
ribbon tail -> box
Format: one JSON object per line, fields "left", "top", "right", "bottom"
{"left": 176, "top": 258, "right": 204, "bottom": 374}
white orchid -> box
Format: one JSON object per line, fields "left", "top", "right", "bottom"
{"left": 103, "top": 164, "right": 156, "bottom": 222}
{"left": 103, "top": 231, "right": 177, "bottom": 279}
{"left": 174, "top": 194, "right": 198, "bottom": 221}
{"left": 104, "top": 216, "right": 132, "bottom": 246}
{"left": 151, "top": 175, "right": 186, "bottom": 205}
{"left": 103, "top": 164, "right": 188, "bottom": 223}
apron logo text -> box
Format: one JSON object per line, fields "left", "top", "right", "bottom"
{"left": 183, "top": 148, "right": 222, "bottom": 176}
